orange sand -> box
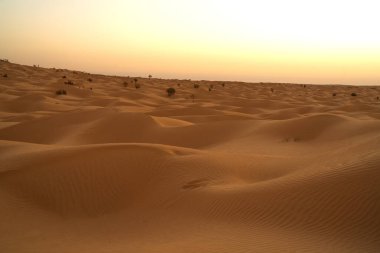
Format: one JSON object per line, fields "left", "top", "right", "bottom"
{"left": 1, "top": 61, "right": 380, "bottom": 252}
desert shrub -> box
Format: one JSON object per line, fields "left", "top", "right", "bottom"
{"left": 351, "top": 93, "right": 357, "bottom": 96}
{"left": 88, "top": 78, "right": 93, "bottom": 82}
{"left": 270, "top": 88, "right": 274, "bottom": 93}
{"left": 56, "top": 89, "right": 67, "bottom": 95}
{"left": 177, "top": 83, "right": 181, "bottom": 87}
{"left": 167, "top": 87, "right": 176, "bottom": 97}
{"left": 3, "top": 74, "right": 7, "bottom": 78}
{"left": 208, "top": 87, "right": 212, "bottom": 92}
{"left": 284, "top": 137, "right": 300, "bottom": 142}
{"left": 377, "top": 96, "right": 379, "bottom": 100}
{"left": 148, "top": 75, "right": 152, "bottom": 79}
{"left": 64, "top": 80, "right": 74, "bottom": 85}
{"left": 194, "top": 83, "right": 200, "bottom": 88}
{"left": 123, "top": 81, "right": 128, "bottom": 87}
{"left": 62, "top": 75, "right": 67, "bottom": 79}
{"left": 133, "top": 78, "right": 139, "bottom": 88}
{"left": 190, "top": 94, "right": 195, "bottom": 102}
{"left": 221, "top": 83, "right": 225, "bottom": 87}
{"left": 332, "top": 93, "right": 337, "bottom": 96}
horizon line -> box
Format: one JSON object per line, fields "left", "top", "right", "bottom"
{"left": 1, "top": 58, "right": 379, "bottom": 87}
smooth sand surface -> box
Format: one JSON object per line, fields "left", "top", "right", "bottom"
{"left": 1, "top": 61, "right": 380, "bottom": 252}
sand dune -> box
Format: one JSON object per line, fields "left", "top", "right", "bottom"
{"left": 1, "top": 61, "right": 380, "bottom": 252}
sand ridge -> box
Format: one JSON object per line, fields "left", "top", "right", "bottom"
{"left": 1, "top": 61, "right": 380, "bottom": 252}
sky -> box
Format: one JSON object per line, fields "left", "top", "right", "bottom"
{"left": 1, "top": 0, "right": 380, "bottom": 85}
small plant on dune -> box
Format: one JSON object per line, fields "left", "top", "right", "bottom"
{"left": 351, "top": 92, "right": 357, "bottom": 97}
{"left": 64, "top": 80, "right": 74, "bottom": 85}
{"left": 133, "top": 78, "right": 139, "bottom": 88}
{"left": 62, "top": 75, "right": 67, "bottom": 79}
{"left": 190, "top": 94, "right": 195, "bottom": 102}
{"left": 166, "top": 87, "right": 176, "bottom": 97}
{"left": 56, "top": 89, "right": 67, "bottom": 95}
{"left": 377, "top": 96, "right": 379, "bottom": 100}
{"left": 123, "top": 81, "right": 128, "bottom": 87}
{"left": 303, "top": 85, "right": 306, "bottom": 88}
{"left": 177, "top": 83, "right": 181, "bottom": 87}
{"left": 148, "top": 74, "right": 152, "bottom": 79}
{"left": 270, "top": 88, "right": 274, "bottom": 93}
{"left": 194, "top": 83, "right": 200, "bottom": 89}
{"left": 284, "top": 137, "right": 300, "bottom": 143}
{"left": 3, "top": 73, "right": 8, "bottom": 78}
{"left": 87, "top": 78, "right": 93, "bottom": 82}
{"left": 222, "top": 83, "right": 225, "bottom": 87}
{"left": 332, "top": 93, "right": 337, "bottom": 97}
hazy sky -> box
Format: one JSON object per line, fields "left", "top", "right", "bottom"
{"left": 1, "top": 0, "right": 380, "bottom": 84}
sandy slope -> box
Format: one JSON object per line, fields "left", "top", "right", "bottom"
{"left": 0, "top": 60, "right": 380, "bottom": 252}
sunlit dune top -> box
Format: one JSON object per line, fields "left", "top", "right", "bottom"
{"left": 0, "top": 0, "right": 379, "bottom": 85}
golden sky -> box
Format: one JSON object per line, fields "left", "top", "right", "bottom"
{"left": 1, "top": 0, "right": 380, "bottom": 84}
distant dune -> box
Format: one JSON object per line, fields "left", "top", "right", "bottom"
{"left": 1, "top": 60, "right": 380, "bottom": 252}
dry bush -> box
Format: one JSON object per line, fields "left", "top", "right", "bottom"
{"left": 64, "top": 80, "right": 74, "bottom": 85}
{"left": 56, "top": 89, "right": 67, "bottom": 95}
{"left": 166, "top": 87, "right": 176, "bottom": 97}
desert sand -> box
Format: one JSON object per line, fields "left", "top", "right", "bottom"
{"left": 0, "top": 60, "right": 380, "bottom": 252}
